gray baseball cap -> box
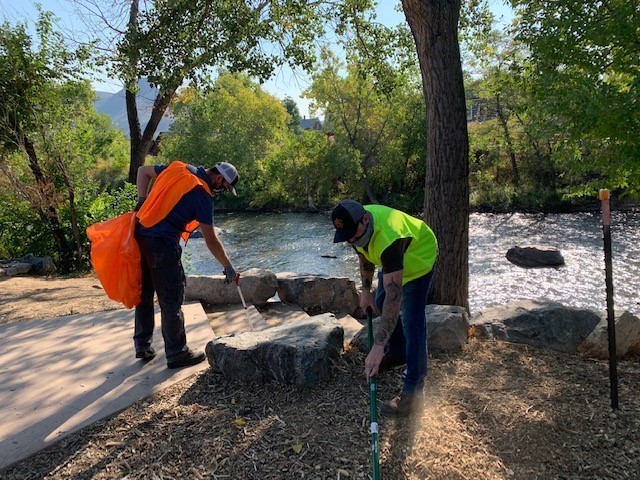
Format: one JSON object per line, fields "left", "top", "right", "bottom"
{"left": 215, "top": 162, "right": 238, "bottom": 196}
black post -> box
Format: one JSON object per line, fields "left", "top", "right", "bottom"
{"left": 599, "top": 189, "right": 618, "bottom": 409}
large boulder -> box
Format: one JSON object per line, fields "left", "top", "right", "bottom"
{"left": 506, "top": 245, "right": 565, "bottom": 268}
{"left": 0, "top": 254, "right": 56, "bottom": 276}
{"left": 350, "top": 304, "right": 469, "bottom": 354}
{"left": 577, "top": 311, "right": 640, "bottom": 359}
{"left": 470, "top": 300, "right": 600, "bottom": 353}
{"left": 426, "top": 305, "right": 470, "bottom": 353}
{"left": 276, "top": 272, "right": 358, "bottom": 315}
{"left": 205, "top": 313, "right": 344, "bottom": 386}
{"left": 185, "top": 268, "right": 277, "bottom": 306}
{"left": 0, "top": 262, "right": 31, "bottom": 277}
{"left": 22, "top": 254, "right": 56, "bottom": 275}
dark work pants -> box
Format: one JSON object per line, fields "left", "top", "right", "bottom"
{"left": 374, "top": 269, "right": 433, "bottom": 396}
{"left": 134, "top": 234, "right": 187, "bottom": 359}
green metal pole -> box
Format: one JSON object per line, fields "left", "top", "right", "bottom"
{"left": 599, "top": 189, "right": 619, "bottom": 409}
{"left": 367, "top": 308, "right": 381, "bottom": 479}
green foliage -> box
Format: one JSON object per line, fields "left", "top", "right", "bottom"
{"left": 305, "top": 49, "right": 425, "bottom": 206}
{"left": 465, "top": 7, "right": 640, "bottom": 210}
{"left": 282, "top": 96, "right": 302, "bottom": 134}
{"left": 510, "top": 0, "right": 640, "bottom": 196}
{"left": 0, "top": 13, "right": 131, "bottom": 270}
{"left": 0, "top": 11, "right": 91, "bottom": 151}
{"left": 159, "top": 72, "right": 289, "bottom": 207}
{"left": 86, "top": 182, "right": 138, "bottom": 223}
{"left": 253, "top": 130, "right": 360, "bottom": 208}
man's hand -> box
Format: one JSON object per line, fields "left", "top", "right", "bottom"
{"left": 359, "top": 290, "right": 377, "bottom": 315}
{"left": 223, "top": 265, "right": 236, "bottom": 284}
{"left": 364, "top": 344, "right": 385, "bottom": 380}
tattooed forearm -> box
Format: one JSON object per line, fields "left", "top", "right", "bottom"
{"left": 358, "top": 254, "right": 375, "bottom": 291}
{"left": 374, "top": 278, "right": 402, "bottom": 347}
{"left": 374, "top": 316, "right": 396, "bottom": 346}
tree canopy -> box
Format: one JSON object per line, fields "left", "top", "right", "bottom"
{"left": 511, "top": 0, "right": 640, "bottom": 195}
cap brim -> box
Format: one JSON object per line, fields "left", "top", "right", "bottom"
{"left": 333, "top": 228, "right": 352, "bottom": 243}
{"left": 228, "top": 186, "right": 237, "bottom": 196}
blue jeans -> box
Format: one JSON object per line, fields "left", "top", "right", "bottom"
{"left": 134, "top": 234, "right": 187, "bottom": 359}
{"left": 375, "top": 269, "right": 433, "bottom": 396}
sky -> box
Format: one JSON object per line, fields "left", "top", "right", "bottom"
{"left": 0, "top": 0, "right": 513, "bottom": 118}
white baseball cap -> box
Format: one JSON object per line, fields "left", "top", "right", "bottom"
{"left": 215, "top": 162, "right": 238, "bottom": 196}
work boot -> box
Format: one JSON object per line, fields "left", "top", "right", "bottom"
{"left": 167, "top": 348, "right": 206, "bottom": 369}
{"left": 135, "top": 346, "right": 156, "bottom": 361}
{"left": 380, "top": 392, "right": 423, "bottom": 417}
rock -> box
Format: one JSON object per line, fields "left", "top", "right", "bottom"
{"left": 276, "top": 272, "right": 358, "bottom": 315}
{"left": 205, "top": 313, "right": 344, "bottom": 386}
{"left": 3, "top": 263, "right": 31, "bottom": 276}
{"left": 185, "top": 268, "right": 277, "bottom": 306}
{"left": 0, "top": 254, "right": 56, "bottom": 276}
{"left": 470, "top": 300, "right": 600, "bottom": 353}
{"left": 506, "top": 245, "right": 565, "bottom": 268}
{"left": 350, "top": 304, "right": 469, "bottom": 354}
{"left": 349, "top": 317, "right": 379, "bottom": 352}
{"left": 577, "top": 311, "right": 640, "bottom": 359}
{"left": 426, "top": 305, "right": 470, "bottom": 353}
{"left": 630, "top": 332, "right": 640, "bottom": 356}
{"left": 20, "top": 254, "right": 56, "bottom": 275}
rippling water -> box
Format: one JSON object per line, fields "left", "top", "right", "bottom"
{"left": 183, "top": 211, "right": 640, "bottom": 315}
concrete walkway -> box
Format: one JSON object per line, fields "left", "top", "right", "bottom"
{"left": 0, "top": 303, "right": 212, "bottom": 470}
{"left": 0, "top": 301, "right": 363, "bottom": 471}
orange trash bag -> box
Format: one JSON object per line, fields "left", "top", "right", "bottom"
{"left": 86, "top": 211, "right": 142, "bottom": 309}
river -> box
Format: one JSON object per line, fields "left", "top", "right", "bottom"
{"left": 182, "top": 211, "right": 639, "bottom": 316}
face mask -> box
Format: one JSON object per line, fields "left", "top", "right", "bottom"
{"left": 349, "top": 218, "right": 373, "bottom": 248}
{"left": 211, "top": 187, "right": 227, "bottom": 200}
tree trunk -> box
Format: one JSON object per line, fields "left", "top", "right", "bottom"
{"left": 22, "top": 135, "right": 72, "bottom": 268}
{"left": 402, "top": 0, "right": 469, "bottom": 310}
{"left": 56, "top": 155, "right": 83, "bottom": 270}
{"left": 360, "top": 161, "right": 379, "bottom": 204}
{"left": 126, "top": 83, "right": 177, "bottom": 184}
{"left": 496, "top": 93, "right": 520, "bottom": 188}
{"left": 126, "top": 86, "right": 144, "bottom": 184}
{"left": 305, "top": 176, "right": 316, "bottom": 210}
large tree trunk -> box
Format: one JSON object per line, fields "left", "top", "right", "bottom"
{"left": 126, "top": 85, "right": 176, "bottom": 184}
{"left": 126, "top": 0, "right": 142, "bottom": 184}
{"left": 126, "top": 86, "right": 144, "bottom": 184}
{"left": 402, "top": 0, "right": 470, "bottom": 310}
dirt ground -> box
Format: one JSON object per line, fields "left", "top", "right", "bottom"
{"left": 1, "top": 275, "right": 639, "bottom": 479}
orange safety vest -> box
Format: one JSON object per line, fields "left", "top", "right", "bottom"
{"left": 136, "top": 161, "right": 212, "bottom": 243}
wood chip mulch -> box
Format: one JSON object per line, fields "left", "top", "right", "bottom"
{"left": 2, "top": 339, "right": 639, "bottom": 480}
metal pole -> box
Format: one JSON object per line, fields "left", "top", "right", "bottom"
{"left": 366, "top": 307, "right": 381, "bottom": 479}
{"left": 599, "top": 189, "right": 618, "bottom": 409}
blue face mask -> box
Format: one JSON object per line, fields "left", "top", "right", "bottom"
{"left": 349, "top": 218, "right": 373, "bottom": 248}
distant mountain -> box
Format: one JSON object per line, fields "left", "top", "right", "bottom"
{"left": 94, "top": 78, "right": 173, "bottom": 137}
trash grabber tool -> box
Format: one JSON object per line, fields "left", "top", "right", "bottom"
{"left": 234, "top": 272, "right": 257, "bottom": 331}
{"left": 366, "top": 307, "right": 381, "bottom": 479}
{"left": 234, "top": 272, "right": 248, "bottom": 310}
